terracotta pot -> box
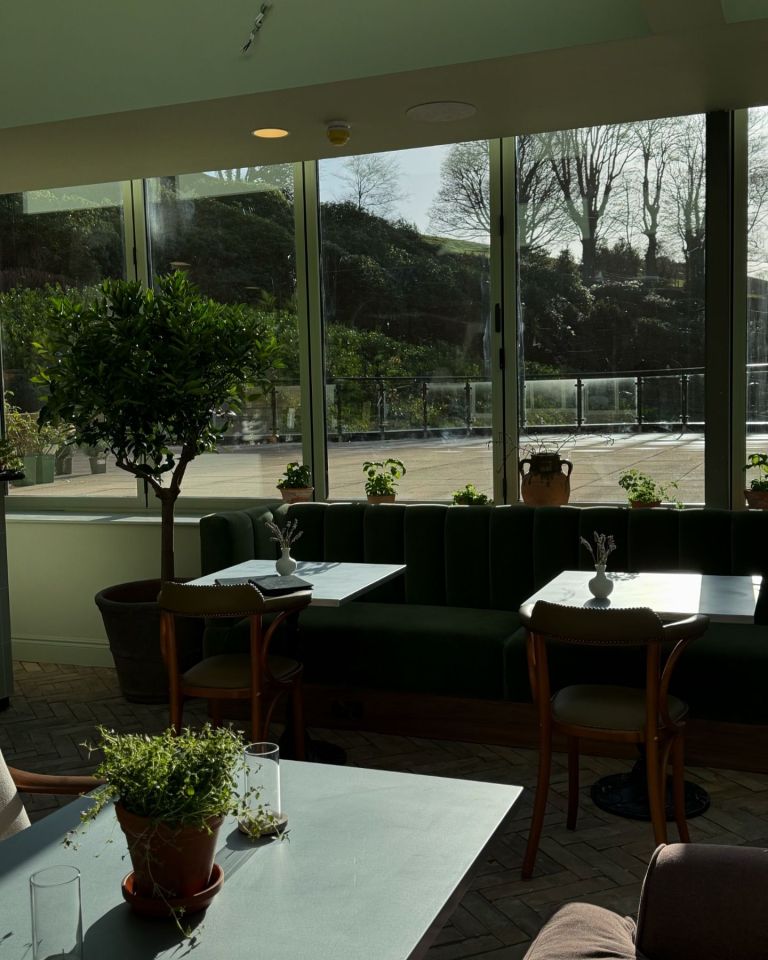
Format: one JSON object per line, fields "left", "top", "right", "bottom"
{"left": 115, "top": 803, "right": 223, "bottom": 901}
{"left": 367, "top": 494, "right": 396, "bottom": 504}
{"left": 745, "top": 488, "right": 768, "bottom": 509}
{"left": 630, "top": 500, "right": 661, "bottom": 509}
{"left": 519, "top": 453, "right": 572, "bottom": 506}
{"left": 279, "top": 486, "right": 314, "bottom": 503}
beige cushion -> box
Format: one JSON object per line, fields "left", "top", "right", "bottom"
{"left": 552, "top": 685, "right": 688, "bottom": 732}
{"left": 523, "top": 902, "right": 642, "bottom": 960}
{"left": 0, "top": 747, "right": 30, "bottom": 841}
{"left": 183, "top": 654, "right": 301, "bottom": 689}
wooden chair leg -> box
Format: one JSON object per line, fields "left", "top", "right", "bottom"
{"left": 645, "top": 738, "right": 668, "bottom": 846}
{"left": 170, "top": 692, "right": 183, "bottom": 733}
{"left": 671, "top": 736, "right": 690, "bottom": 843}
{"left": 566, "top": 736, "right": 579, "bottom": 831}
{"left": 292, "top": 679, "right": 305, "bottom": 761}
{"left": 209, "top": 698, "right": 222, "bottom": 728}
{"left": 522, "top": 730, "right": 552, "bottom": 880}
{"left": 251, "top": 695, "right": 263, "bottom": 745}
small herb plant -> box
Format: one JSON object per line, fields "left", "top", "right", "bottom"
{"left": 276, "top": 462, "right": 312, "bottom": 490}
{"left": 618, "top": 469, "right": 679, "bottom": 505}
{"left": 580, "top": 531, "right": 617, "bottom": 568}
{"left": 265, "top": 517, "right": 303, "bottom": 550}
{"left": 452, "top": 483, "right": 490, "bottom": 505}
{"left": 744, "top": 453, "right": 768, "bottom": 491}
{"left": 363, "top": 458, "right": 406, "bottom": 497}
{"left": 78, "top": 725, "right": 247, "bottom": 831}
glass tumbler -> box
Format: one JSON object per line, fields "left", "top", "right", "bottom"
{"left": 30, "top": 864, "right": 82, "bottom": 960}
{"left": 242, "top": 741, "right": 284, "bottom": 835}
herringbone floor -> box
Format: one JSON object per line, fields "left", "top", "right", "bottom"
{"left": 3, "top": 661, "right": 768, "bottom": 959}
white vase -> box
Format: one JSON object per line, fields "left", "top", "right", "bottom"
{"left": 588, "top": 564, "right": 613, "bottom": 599}
{"left": 275, "top": 547, "right": 297, "bottom": 577}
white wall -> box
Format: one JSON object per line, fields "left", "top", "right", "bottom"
{"left": 7, "top": 516, "right": 201, "bottom": 666}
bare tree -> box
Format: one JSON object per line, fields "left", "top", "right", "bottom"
{"left": 545, "top": 124, "right": 635, "bottom": 279}
{"left": 634, "top": 118, "right": 672, "bottom": 279}
{"left": 517, "top": 134, "right": 567, "bottom": 253}
{"left": 668, "top": 116, "right": 706, "bottom": 290}
{"left": 335, "top": 154, "right": 404, "bottom": 218}
{"left": 748, "top": 109, "right": 768, "bottom": 270}
{"left": 428, "top": 141, "right": 491, "bottom": 239}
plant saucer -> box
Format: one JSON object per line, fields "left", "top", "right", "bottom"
{"left": 121, "top": 863, "right": 224, "bottom": 917}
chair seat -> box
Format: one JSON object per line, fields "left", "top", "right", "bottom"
{"left": 552, "top": 684, "right": 688, "bottom": 732}
{"left": 182, "top": 654, "right": 301, "bottom": 690}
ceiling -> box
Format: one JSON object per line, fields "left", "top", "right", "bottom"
{"left": 2, "top": 0, "right": 768, "bottom": 192}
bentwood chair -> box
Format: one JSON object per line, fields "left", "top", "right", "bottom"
{"left": 519, "top": 600, "right": 709, "bottom": 880}
{"left": 0, "top": 747, "right": 100, "bottom": 841}
{"left": 158, "top": 581, "right": 312, "bottom": 757}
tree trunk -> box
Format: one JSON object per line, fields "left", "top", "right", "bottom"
{"left": 580, "top": 236, "right": 597, "bottom": 282}
{"left": 159, "top": 493, "right": 178, "bottom": 583}
{"left": 644, "top": 234, "right": 658, "bottom": 280}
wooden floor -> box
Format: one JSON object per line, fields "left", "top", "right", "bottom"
{"left": 3, "top": 661, "right": 768, "bottom": 959}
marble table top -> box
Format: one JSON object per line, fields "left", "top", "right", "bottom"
{"left": 193, "top": 559, "right": 405, "bottom": 607}
{"left": 521, "top": 570, "right": 762, "bottom": 624}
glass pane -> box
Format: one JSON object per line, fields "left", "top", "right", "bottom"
{"left": 517, "top": 117, "right": 706, "bottom": 505}
{"left": 319, "top": 143, "right": 493, "bottom": 502}
{"left": 747, "top": 107, "right": 768, "bottom": 500}
{"left": 146, "top": 166, "right": 300, "bottom": 499}
{"left": 0, "top": 182, "right": 134, "bottom": 496}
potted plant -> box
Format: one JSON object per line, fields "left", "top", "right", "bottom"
{"left": 518, "top": 435, "right": 574, "bottom": 506}
{"left": 35, "top": 272, "right": 279, "bottom": 701}
{"left": 276, "top": 461, "right": 313, "bottom": 503}
{"left": 78, "top": 724, "right": 246, "bottom": 918}
{"left": 363, "top": 458, "right": 406, "bottom": 503}
{"left": 452, "top": 483, "right": 490, "bottom": 505}
{"left": 618, "top": 469, "right": 679, "bottom": 508}
{"left": 744, "top": 453, "right": 768, "bottom": 508}
{"left": 0, "top": 437, "right": 24, "bottom": 482}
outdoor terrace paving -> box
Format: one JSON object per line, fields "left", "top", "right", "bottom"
{"left": 3, "top": 661, "right": 768, "bottom": 959}
{"left": 11, "top": 430, "right": 751, "bottom": 505}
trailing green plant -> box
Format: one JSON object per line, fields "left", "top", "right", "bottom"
{"left": 79, "top": 725, "right": 246, "bottom": 830}
{"left": 0, "top": 438, "right": 23, "bottom": 474}
{"left": 276, "top": 461, "right": 312, "bottom": 489}
{"left": 452, "top": 483, "right": 490, "bottom": 505}
{"left": 618, "top": 468, "right": 679, "bottom": 505}
{"left": 744, "top": 453, "right": 768, "bottom": 491}
{"left": 362, "top": 458, "right": 406, "bottom": 497}
{"left": 35, "top": 272, "right": 280, "bottom": 580}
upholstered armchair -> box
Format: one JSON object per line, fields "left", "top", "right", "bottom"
{"left": 523, "top": 843, "right": 768, "bottom": 960}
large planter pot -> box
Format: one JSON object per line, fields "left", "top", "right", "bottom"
{"left": 115, "top": 803, "right": 223, "bottom": 910}
{"left": 519, "top": 453, "right": 572, "bottom": 506}
{"left": 37, "top": 453, "right": 55, "bottom": 484}
{"left": 745, "top": 488, "right": 768, "bottom": 509}
{"left": 630, "top": 500, "right": 661, "bottom": 509}
{"left": 279, "top": 486, "right": 314, "bottom": 503}
{"left": 13, "top": 455, "right": 40, "bottom": 487}
{"left": 367, "top": 494, "right": 396, "bottom": 504}
{"left": 95, "top": 580, "right": 203, "bottom": 704}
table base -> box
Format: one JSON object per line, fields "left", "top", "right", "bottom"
{"left": 591, "top": 760, "right": 710, "bottom": 822}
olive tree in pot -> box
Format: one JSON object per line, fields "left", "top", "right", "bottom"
{"left": 36, "top": 273, "right": 279, "bottom": 702}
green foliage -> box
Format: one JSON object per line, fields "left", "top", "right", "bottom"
{"left": 363, "top": 458, "right": 406, "bottom": 496}
{"left": 0, "top": 439, "right": 23, "bottom": 473}
{"left": 618, "top": 468, "right": 678, "bottom": 505}
{"left": 35, "top": 273, "right": 279, "bottom": 579}
{"left": 276, "top": 461, "right": 312, "bottom": 489}
{"left": 452, "top": 483, "right": 490, "bottom": 505}
{"left": 744, "top": 453, "right": 768, "bottom": 491}
{"left": 80, "top": 725, "right": 246, "bottom": 830}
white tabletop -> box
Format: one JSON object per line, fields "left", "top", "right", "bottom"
{"left": 0, "top": 761, "right": 521, "bottom": 960}
{"left": 193, "top": 559, "right": 405, "bottom": 607}
{"left": 522, "top": 570, "right": 762, "bottom": 624}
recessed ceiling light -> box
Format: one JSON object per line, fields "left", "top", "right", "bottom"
{"left": 252, "top": 127, "right": 290, "bottom": 139}
{"left": 406, "top": 101, "right": 477, "bottom": 123}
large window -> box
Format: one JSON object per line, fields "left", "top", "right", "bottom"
{"left": 0, "top": 181, "right": 132, "bottom": 496}
{"left": 145, "top": 165, "right": 301, "bottom": 499}
{"left": 318, "top": 144, "right": 493, "bottom": 501}
{"left": 517, "top": 117, "right": 706, "bottom": 504}
{"left": 747, "top": 107, "right": 768, "bottom": 487}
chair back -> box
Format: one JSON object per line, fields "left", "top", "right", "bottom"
{"left": 0, "top": 747, "right": 30, "bottom": 841}
{"left": 158, "top": 581, "right": 312, "bottom": 619}
{"left": 525, "top": 601, "right": 665, "bottom": 646}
